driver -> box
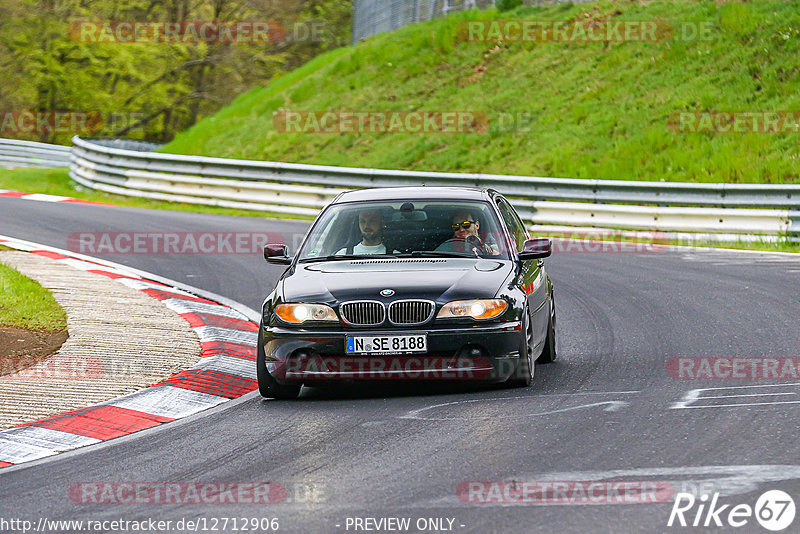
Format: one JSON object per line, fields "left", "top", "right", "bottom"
{"left": 336, "top": 208, "right": 390, "bottom": 255}
{"left": 441, "top": 210, "right": 499, "bottom": 256}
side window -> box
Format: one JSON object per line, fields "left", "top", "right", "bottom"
{"left": 496, "top": 198, "right": 526, "bottom": 251}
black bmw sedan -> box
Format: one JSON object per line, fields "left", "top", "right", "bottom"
{"left": 257, "top": 187, "right": 556, "bottom": 399}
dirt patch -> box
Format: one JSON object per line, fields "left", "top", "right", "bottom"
{"left": 0, "top": 326, "right": 68, "bottom": 376}
{"left": 460, "top": 45, "right": 503, "bottom": 87}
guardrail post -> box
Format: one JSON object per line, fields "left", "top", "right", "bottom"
{"left": 789, "top": 210, "right": 800, "bottom": 241}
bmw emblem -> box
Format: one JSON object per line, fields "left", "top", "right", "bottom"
{"left": 380, "top": 289, "right": 395, "bottom": 297}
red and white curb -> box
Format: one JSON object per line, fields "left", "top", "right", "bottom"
{"left": 0, "top": 235, "right": 260, "bottom": 469}
{"left": 0, "top": 189, "right": 112, "bottom": 206}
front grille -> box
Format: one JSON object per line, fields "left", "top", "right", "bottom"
{"left": 388, "top": 300, "right": 435, "bottom": 325}
{"left": 340, "top": 301, "right": 385, "bottom": 326}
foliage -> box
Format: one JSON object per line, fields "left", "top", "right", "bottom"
{"left": 0, "top": 0, "right": 351, "bottom": 144}
{"left": 497, "top": 0, "right": 523, "bottom": 12}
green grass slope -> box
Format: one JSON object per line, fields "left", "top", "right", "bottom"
{"left": 0, "top": 261, "right": 67, "bottom": 331}
{"left": 164, "top": 0, "right": 800, "bottom": 184}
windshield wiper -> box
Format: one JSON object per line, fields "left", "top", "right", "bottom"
{"left": 299, "top": 254, "right": 398, "bottom": 263}
{"left": 407, "top": 251, "right": 474, "bottom": 258}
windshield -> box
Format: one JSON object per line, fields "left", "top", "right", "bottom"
{"left": 297, "top": 200, "right": 512, "bottom": 261}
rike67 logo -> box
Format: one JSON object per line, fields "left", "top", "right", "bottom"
{"left": 668, "top": 490, "right": 796, "bottom": 531}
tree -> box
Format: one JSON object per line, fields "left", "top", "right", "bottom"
{"left": 0, "top": 0, "right": 352, "bottom": 143}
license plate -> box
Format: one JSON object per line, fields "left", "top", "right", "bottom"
{"left": 346, "top": 335, "right": 427, "bottom": 354}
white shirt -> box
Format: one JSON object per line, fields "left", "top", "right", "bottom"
{"left": 336, "top": 243, "right": 387, "bottom": 255}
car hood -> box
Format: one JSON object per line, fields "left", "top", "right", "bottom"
{"left": 282, "top": 258, "right": 513, "bottom": 304}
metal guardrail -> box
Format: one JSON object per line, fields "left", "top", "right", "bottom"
{"left": 0, "top": 139, "right": 71, "bottom": 169}
{"left": 67, "top": 136, "right": 800, "bottom": 237}
{"left": 82, "top": 138, "right": 163, "bottom": 152}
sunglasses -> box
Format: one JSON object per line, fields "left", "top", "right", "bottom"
{"left": 451, "top": 220, "right": 476, "bottom": 230}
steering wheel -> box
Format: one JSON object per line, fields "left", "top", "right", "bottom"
{"left": 436, "top": 236, "right": 485, "bottom": 255}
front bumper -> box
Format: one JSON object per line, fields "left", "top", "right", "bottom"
{"left": 262, "top": 322, "right": 522, "bottom": 383}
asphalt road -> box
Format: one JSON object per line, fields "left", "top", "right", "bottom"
{"left": 1, "top": 197, "right": 799, "bottom": 534}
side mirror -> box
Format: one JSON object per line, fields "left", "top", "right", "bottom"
{"left": 264, "top": 244, "right": 292, "bottom": 265}
{"left": 518, "top": 238, "right": 552, "bottom": 260}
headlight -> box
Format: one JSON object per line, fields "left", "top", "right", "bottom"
{"left": 436, "top": 299, "right": 508, "bottom": 320}
{"left": 275, "top": 303, "right": 338, "bottom": 324}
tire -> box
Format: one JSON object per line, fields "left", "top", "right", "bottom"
{"left": 507, "top": 308, "right": 534, "bottom": 387}
{"left": 257, "top": 322, "right": 302, "bottom": 400}
{"left": 536, "top": 298, "right": 557, "bottom": 364}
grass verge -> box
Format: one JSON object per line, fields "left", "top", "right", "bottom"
{"left": 674, "top": 239, "right": 800, "bottom": 253}
{"left": 0, "top": 259, "right": 67, "bottom": 331}
{"left": 0, "top": 166, "right": 311, "bottom": 220}
{"left": 529, "top": 229, "right": 800, "bottom": 253}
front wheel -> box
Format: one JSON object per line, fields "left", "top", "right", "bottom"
{"left": 507, "top": 308, "right": 534, "bottom": 387}
{"left": 536, "top": 299, "right": 557, "bottom": 364}
{"left": 257, "top": 323, "right": 301, "bottom": 399}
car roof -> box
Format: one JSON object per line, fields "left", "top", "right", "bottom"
{"left": 331, "top": 186, "right": 494, "bottom": 204}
